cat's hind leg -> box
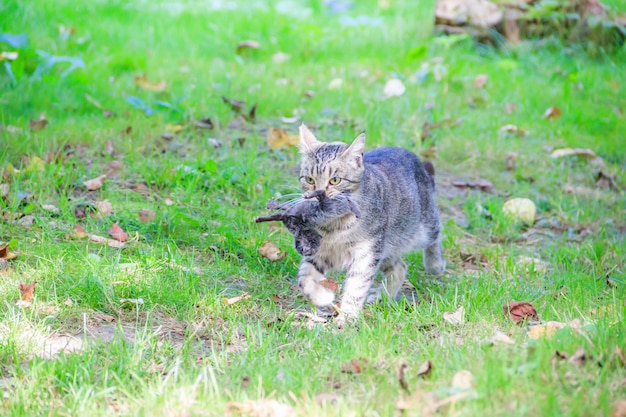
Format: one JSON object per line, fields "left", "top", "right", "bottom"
{"left": 298, "top": 260, "right": 335, "bottom": 307}
{"left": 423, "top": 236, "right": 445, "bottom": 276}
{"left": 380, "top": 256, "right": 408, "bottom": 300}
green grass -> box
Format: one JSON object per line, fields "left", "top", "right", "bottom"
{"left": 1, "top": 0, "right": 625, "bottom": 415}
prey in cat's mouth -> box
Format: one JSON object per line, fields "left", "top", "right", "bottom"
{"left": 255, "top": 190, "right": 361, "bottom": 257}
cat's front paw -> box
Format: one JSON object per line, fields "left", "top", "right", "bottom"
{"left": 301, "top": 283, "right": 336, "bottom": 307}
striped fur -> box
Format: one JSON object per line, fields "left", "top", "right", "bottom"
{"left": 296, "top": 125, "right": 445, "bottom": 325}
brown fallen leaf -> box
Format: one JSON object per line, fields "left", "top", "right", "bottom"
{"left": 93, "top": 312, "right": 116, "bottom": 322}
{"left": 222, "top": 96, "right": 246, "bottom": 114}
{"left": 83, "top": 174, "right": 107, "bottom": 191}
{"left": 527, "top": 320, "right": 579, "bottom": 339}
{"left": 73, "top": 224, "right": 88, "bottom": 238}
{"left": 550, "top": 148, "right": 604, "bottom": 167}
{"left": 0, "top": 243, "right": 18, "bottom": 261}
{"left": 543, "top": 106, "right": 562, "bottom": 120}
{"left": 451, "top": 178, "right": 493, "bottom": 192}
{"left": 474, "top": 74, "right": 488, "bottom": 88}
{"left": 223, "top": 293, "right": 251, "bottom": 305}
{"left": 596, "top": 170, "right": 621, "bottom": 192}
{"left": 398, "top": 363, "right": 410, "bottom": 393}
{"left": 88, "top": 234, "right": 125, "bottom": 248}
{"left": 499, "top": 124, "right": 528, "bottom": 137}
{"left": 19, "top": 281, "right": 37, "bottom": 302}
{"left": 568, "top": 347, "right": 589, "bottom": 366}
{"left": 258, "top": 241, "right": 287, "bottom": 261}
{"left": 138, "top": 208, "right": 156, "bottom": 223}
{"left": 130, "top": 182, "right": 149, "bottom": 195}
{"left": 320, "top": 279, "right": 339, "bottom": 292}
{"left": 0, "top": 183, "right": 9, "bottom": 198}
{"left": 29, "top": 113, "right": 48, "bottom": 131}
{"left": 134, "top": 74, "right": 166, "bottom": 92}
{"left": 236, "top": 40, "right": 260, "bottom": 53}
{"left": 95, "top": 200, "right": 113, "bottom": 217}
{"left": 503, "top": 301, "right": 539, "bottom": 323}
{"left": 194, "top": 117, "right": 214, "bottom": 129}
{"left": 267, "top": 128, "right": 299, "bottom": 149}
{"left": 417, "top": 360, "right": 433, "bottom": 378}
{"left": 108, "top": 223, "right": 128, "bottom": 242}
{"left": 341, "top": 358, "right": 362, "bottom": 374}
{"left": 443, "top": 306, "right": 465, "bottom": 326}
{"left": 490, "top": 330, "right": 515, "bottom": 345}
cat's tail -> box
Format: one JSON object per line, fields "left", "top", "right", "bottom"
{"left": 423, "top": 160, "right": 436, "bottom": 189}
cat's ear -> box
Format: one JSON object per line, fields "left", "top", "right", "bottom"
{"left": 342, "top": 132, "right": 365, "bottom": 167}
{"left": 299, "top": 124, "right": 322, "bottom": 154}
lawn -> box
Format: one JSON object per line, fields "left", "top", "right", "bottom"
{"left": 1, "top": 0, "right": 625, "bottom": 416}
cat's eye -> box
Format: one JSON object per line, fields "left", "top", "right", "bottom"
{"left": 329, "top": 177, "right": 341, "bottom": 185}
{"left": 305, "top": 177, "right": 315, "bottom": 185}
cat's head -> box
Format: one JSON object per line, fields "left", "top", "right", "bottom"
{"left": 298, "top": 124, "right": 365, "bottom": 198}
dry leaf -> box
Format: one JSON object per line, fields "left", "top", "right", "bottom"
{"left": 443, "top": 305, "right": 465, "bottom": 326}
{"left": 490, "top": 331, "right": 515, "bottom": 345}
{"left": 29, "top": 113, "right": 48, "bottom": 131}
{"left": 95, "top": 200, "right": 113, "bottom": 217}
{"left": 543, "top": 106, "right": 562, "bottom": 119}
{"left": 164, "top": 197, "right": 174, "bottom": 206}
{"left": 568, "top": 347, "right": 588, "bottom": 366}
{"left": 63, "top": 298, "right": 73, "bottom": 307}
{"left": 19, "top": 281, "right": 37, "bottom": 302}
{"left": 502, "top": 198, "right": 536, "bottom": 224}
{"left": 226, "top": 400, "right": 294, "bottom": 417}
{"left": 73, "top": 224, "right": 88, "bottom": 239}
{"left": 417, "top": 360, "right": 433, "bottom": 378}
{"left": 223, "top": 294, "right": 251, "bottom": 305}
{"left": 134, "top": 74, "right": 166, "bottom": 92}
{"left": 258, "top": 241, "right": 287, "bottom": 261}
{"left": 383, "top": 78, "right": 406, "bottom": 98}
{"left": 320, "top": 279, "right": 339, "bottom": 292}
{"left": 474, "top": 74, "right": 488, "bottom": 88}
{"left": 451, "top": 369, "right": 475, "bottom": 390}
{"left": 451, "top": 178, "right": 493, "bottom": 191}
{"left": 527, "top": 321, "right": 570, "bottom": 339}
{"left": 40, "top": 305, "right": 58, "bottom": 315}
{"left": 236, "top": 40, "right": 260, "bottom": 53}
{"left": 0, "top": 243, "right": 18, "bottom": 261}
{"left": 267, "top": 128, "right": 299, "bottom": 150}
{"left": 208, "top": 138, "right": 222, "bottom": 148}
{"left": 499, "top": 124, "right": 528, "bottom": 136}
{"left": 83, "top": 174, "right": 107, "bottom": 191}
{"left": 93, "top": 312, "right": 116, "bottom": 322}
{"left": 550, "top": 148, "right": 604, "bottom": 167}
{"left": 17, "top": 215, "right": 35, "bottom": 228}
{"left": 88, "top": 234, "right": 125, "bottom": 248}
{"left": 138, "top": 208, "right": 156, "bottom": 223}
{"left": 41, "top": 204, "right": 59, "bottom": 214}
{"left": 0, "top": 183, "right": 9, "bottom": 198}
{"left": 194, "top": 117, "right": 214, "bottom": 129}
{"left": 108, "top": 223, "right": 128, "bottom": 242}
{"left": 341, "top": 358, "right": 362, "bottom": 374}
{"left": 131, "top": 182, "right": 149, "bottom": 195}
{"left": 503, "top": 301, "right": 539, "bottom": 323}
{"left": 398, "top": 363, "right": 410, "bottom": 393}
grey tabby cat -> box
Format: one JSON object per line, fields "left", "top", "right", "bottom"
{"left": 296, "top": 124, "right": 445, "bottom": 325}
